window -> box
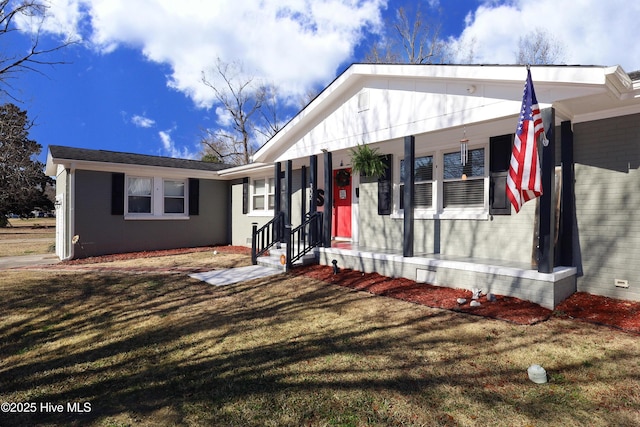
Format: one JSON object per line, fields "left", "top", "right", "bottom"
{"left": 400, "top": 155, "right": 433, "bottom": 209}
{"left": 123, "top": 176, "right": 190, "bottom": 218}
{"left": 443, "top": 148, "right": 485, "bottom": 208}
{"left": 164, "top": 180, "right": 185, "bottom": 214}
{"left": 252, "top": 178, "right": 275, "bottom": 211}
{"left": 127, "top": 177, "right": 152, "bottom": 213}
{"left": 489, "top": 134, "right": 513, "bottom": 215}
{"left": 392, "top": 144, "right": 489, "bottom": 219}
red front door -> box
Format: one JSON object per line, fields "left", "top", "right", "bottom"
{"left": 332, "top": 168, "right": 352, "bottom": 239}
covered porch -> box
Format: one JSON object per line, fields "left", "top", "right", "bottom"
{"left": 245, "top": 64, "right": 619, "bottom": 310}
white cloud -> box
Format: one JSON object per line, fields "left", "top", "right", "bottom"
{"left": 158, "top": 129, "right": 198, "bottom": 159}
{"left": 131, "top": 114, "right": 155, "bottom": 128}
{"left": 451, "top": 0, "right": 640, "bottom": 72}
{"left": 14, "top": 0, "right": 84, "bottom": 42}
{"left": 28, "top": 0, "right": 385, "bottom": 108}
{"left": 214, "top": 106, "right": 233, "bottom": 128}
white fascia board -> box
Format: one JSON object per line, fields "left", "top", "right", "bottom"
{"left": 215, "top": 162, "right": 274, "bottom": 179}
{"left": 572, "top": 103, "right": 640, "bottom": 125}
{"left": 47, "top": 158, "right": 221, "bottom": 180}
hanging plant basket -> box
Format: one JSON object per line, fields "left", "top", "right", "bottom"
{"left": 349, "top": 143, "right": 388, "bottom": 178}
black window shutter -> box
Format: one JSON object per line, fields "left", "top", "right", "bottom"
{"left": 188, "top": 178, "right": 199, "bottom": 215}
{"left": 111, "top": 173, "right": 125, "bottom": 215}
{"left": 378, "top": 154, "right": 392, "bottom": 215}
{"left": 489, "top": 134, "right": 512, "bottom": 215}
{"left": 242, "top": 177, "right": 249, "bottom": 214}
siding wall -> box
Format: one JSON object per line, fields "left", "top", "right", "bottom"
{"left": 573, "top": 113, "right": 640, "bottom": 301}
{"left": 357, "top": 178, "right": 537, "bottom": 264}
{"left": 231, "top": 169, "right": 305, "bottom": 247}
{"left": 73, "top": 170, "right": 229, "bottom": 257}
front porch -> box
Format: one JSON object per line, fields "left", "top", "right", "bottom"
{"left": 318, "top": 242, "right": 577, "bottom": 310}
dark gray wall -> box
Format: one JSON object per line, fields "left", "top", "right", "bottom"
{"left": 73, "top": 170, "right": 229, "bottom": 257}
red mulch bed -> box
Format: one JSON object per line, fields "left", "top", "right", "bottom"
{"left": 291, "top": 265, "right": 640, "bottom": 334}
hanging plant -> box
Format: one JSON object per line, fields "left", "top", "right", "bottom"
{"left": 349, "top": 143, "right": 388, "bottom": 178}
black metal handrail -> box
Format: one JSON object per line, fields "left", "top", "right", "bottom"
{"left": 251, "top": 212, "right": 284, "bottom": 265}
{"left": 286, "top": 211, "right": 323, "bottom": 268}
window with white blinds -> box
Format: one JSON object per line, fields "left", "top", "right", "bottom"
{"left": 400, "top": 155, "right": 433, "bottom": 209}
{"left": 443, "top": 148, "right": 485, "bottom": 207}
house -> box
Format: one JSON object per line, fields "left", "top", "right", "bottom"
{"left": 46, "top": 64, "right": 640, "bottom": 310}
{"left": 45, "top": 145, "right": 232, "bottom": 259}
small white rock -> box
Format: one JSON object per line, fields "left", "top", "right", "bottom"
{"left": 528, "top": 364, "right": 548, "bottom": 384}
{"left": 471, "top": 287, "right": 482, "bottom": 300}
{"left": 470, "top": 300, "right": 482, "bottom": 307}
{"left": 213, "top": 250, "right": 218, "bottom": 255}
{"left": 487, "top": 293, "right": 496, "bottom": 302}
{"left": 456, "top": 298, "right": 467, "bottom": 304}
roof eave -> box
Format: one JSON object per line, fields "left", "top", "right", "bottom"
{"left": 47, "top": 155, "right": 222, "bottom": 179}
{"left": 252, "top": 64, "right": 625, "bottom": 164}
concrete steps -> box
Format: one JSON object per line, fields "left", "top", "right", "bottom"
{"left": 256, "top": 245, "right": 318, "bottom": 271}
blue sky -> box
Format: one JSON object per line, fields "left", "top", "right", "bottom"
{"left": 6, "top": 0, "right": 640, "bottom": 165}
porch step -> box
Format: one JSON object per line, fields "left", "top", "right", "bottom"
{"left": 256, "top": 245, "right": 318, "bottom": 271}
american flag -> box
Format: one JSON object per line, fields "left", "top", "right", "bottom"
{"left": 506, "top": 69, "right": 544, "bottom": 213}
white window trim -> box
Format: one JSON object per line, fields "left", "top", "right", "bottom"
{"left": 391, "top": 143, "right": 490, "bottom": 221}
{"left": 125, "top": 175, "right": 189, "bottom": 220}
{"left": 249, "top": 176, "right": 275, "bottom": 216}
{"left": 163, "top": 179, "right": 187, "bottom": 216}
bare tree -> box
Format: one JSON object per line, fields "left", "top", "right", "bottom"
{"left": 255, "top": 83, "right": 283, "bottom": 141}
{"left": 200, "top": 59, "right": 285, "bottom": 165}
{"left": 447, "top": 36, "right": 477, "bottom": 65}
{"left": 516, "top": 28, "right": 565, "bottom": 65}
{"left": 201, "top": 60, "right": 264, "bottom": 165}
{"left": 1, "top": 0, "right": 77, "bottom": 100}
{"left": 365, "top": 5, "right": 447, "bottom": 64}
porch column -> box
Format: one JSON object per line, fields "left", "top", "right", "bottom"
{"left": 309, "top": 155, "right": 318, "bottom": 214}
{"left": 309, "top": 155, "right": 318, "bottom": 245}
{"left": 323, "top": 151, "right": 333, "bottom": 247}
{"left": 284, "top": 160, "right": 293, "bottom": 230}
{"left": 274, "top": 162, "right": 282, "bottom": 242}
{"left": 538, "top": 108, "right": 555, "bottom": 273}
{"left": 403, "top": 136, "right": 415, "bottom": 257}
{"left": 559, "top": 121, "right": 574, "bottom": 267}
{"left": 300, "top": 165, "right": 307, "bottom": 223}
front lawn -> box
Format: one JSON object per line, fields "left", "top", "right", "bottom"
{"left": 0, "top": 253, "right": 638, "bottom": 426}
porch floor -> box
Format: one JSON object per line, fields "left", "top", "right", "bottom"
{"left": 318, "top": 241, "right": 577, "bottom": 310}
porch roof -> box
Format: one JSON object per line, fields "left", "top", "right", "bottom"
{"left": 252, "top": 63, "right": 637, "bottom": 164}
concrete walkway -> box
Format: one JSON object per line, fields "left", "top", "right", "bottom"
{"left": 190, "top": 265, "right": 283, "bottom": 286}
{"left": 1, "top": 254, "right": 283, "bottom": 288}
{"left": 0, "top": 253, "right": 60, "bottom": 269}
